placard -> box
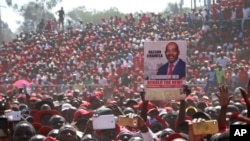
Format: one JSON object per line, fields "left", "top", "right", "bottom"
{"left": 144, "top": 41, "right": 187, "bottom": 100}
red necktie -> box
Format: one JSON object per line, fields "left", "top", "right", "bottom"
{"left": 168, "top": 64, "right": 174, "bottom": 75}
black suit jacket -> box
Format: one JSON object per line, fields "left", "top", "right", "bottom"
{"left": 156, "top": 59, "right": 186, "bottom": 79}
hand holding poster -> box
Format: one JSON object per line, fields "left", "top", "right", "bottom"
{"left": 144, "top": 41, "right": 187, "bottom": 100}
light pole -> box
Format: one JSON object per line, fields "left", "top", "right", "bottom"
{"left": 0, "top": 4, "right": 7, "bottom": 43}
{"left": 0, "top": 2, "right": 2, "bottom": 43}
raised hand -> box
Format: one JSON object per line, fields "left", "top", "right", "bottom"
{"left": 215, "top": 85, "right": 233, "bottom": 107}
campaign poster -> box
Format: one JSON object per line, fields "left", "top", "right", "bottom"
{"left": 144, "top": 41, "right": 187, "bottom": 100}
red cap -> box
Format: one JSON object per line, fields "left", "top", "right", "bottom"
{"left": 30, "top": 97, "right": 39, "bottom": 102}
{"left": 106, "top": 100, "right": 117, "bottom": 105}
{"left": 80, "top": 101, "right": 90, "bottom": 108}
{"left": 38, "top": 126, "right": 53, "bottom": 136}
{"left": 166, "top": 133, "right": 186, "bottom": 141}
{"left": 147, "top": 108, "right": 159, "bottom": 115}
{"left": 34, "top": 110, "right": 61, "bottom": 124}
{"left": 165, "top": 106, "right": 173, "bottom": 112}
{"left": 73, "top": 109, "right": 92, "bottom": 122}
{"left": 32, "top": 122, "right": 42, "bottom": 131}
{"left": 43, "top": 136, "right": 58, "bottom": 141}
{"left": 133, "top": 101, "right": 155, "bottom": 111}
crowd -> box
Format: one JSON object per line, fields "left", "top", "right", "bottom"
{"left": 0, "top": 1, "right": 250, "bottom": 141}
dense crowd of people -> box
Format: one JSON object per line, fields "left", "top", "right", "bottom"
{"left": 1, "top": 1, "right": 250, "bottom": 141}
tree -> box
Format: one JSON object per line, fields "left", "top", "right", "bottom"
{"left": 5, "top": 0, "right": 62, "bottom": 10}
{"left": 0, "top": 22, "right": 14, "bottom": 42}
{"left": 67, "top": 7, "right": 125, "bottom": 25}
{"left": 165, "top": 2, "right": 191, "bottom": 15}
{"left": 5, "top": 0, "right": 61, "bottom": 32}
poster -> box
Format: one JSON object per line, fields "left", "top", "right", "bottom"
{"left": 144, "top": 40, "right": 187, "bottom": 100}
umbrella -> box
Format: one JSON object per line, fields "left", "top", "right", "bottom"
{"left": 14, "top": 79, "right": 30, "bottom": 88}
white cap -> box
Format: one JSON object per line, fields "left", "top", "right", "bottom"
{"left": 61, "top": 103, "right": 72, "bottom": 111}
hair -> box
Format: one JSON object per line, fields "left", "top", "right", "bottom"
{"left": 12, "top": 121, "right": 36, "bottom": 136}
{"left": 166, "top": 42, "right": 179, "bottom": 52}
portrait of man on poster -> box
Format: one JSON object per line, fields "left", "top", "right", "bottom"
{"left": 156, "top": 41, "right": 186, "bottom": 80}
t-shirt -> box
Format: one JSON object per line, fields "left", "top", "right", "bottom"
{"left": 208, "top": 71, "right": 215, "bottom": 81}
{"left": 216, "top": 69, "right": 225, "bottom": 84}
{"left": 58, "top": 9, "right": 65, "bottom": 20}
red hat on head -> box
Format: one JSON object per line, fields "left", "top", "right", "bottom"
{"left": 165, "top": 106, "right": 173, "bottom": 112}
{"left": 32, "top": 122, "right": 42, "bottom": 132}
{"left": 147, "top": 108, "right": 159, "bottom": 115}
{"left": 38, "top": 126, "right": 53, "bottom": 136}
{"left": 80, "top": 101, "right": 90, "bottom": 108}
{"left": 106, "top": 100, "right": 117, "bottom": 105}
{"left": 73, "top": 109, "right": 93, "bottom": 122}
{"left": 113, "top": 89, "right": 119, "bottom": 94}
{"left": 34, "top": 110, "right": 61, "bottom": 124}
{"left": 66, "top": 92, "right": 73, "bottom": 97}
{"left": 133, "top": 101, "right": 155, "bottom": 111}
{"left": 43, "top": 136, "right": 58, "bottom": 141}
{"left": 166, "top": 133, "right": 186, "bottom": 141}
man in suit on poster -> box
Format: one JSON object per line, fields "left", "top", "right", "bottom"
{"left": 156, "top": 41, "right": 186, "bottom": 80}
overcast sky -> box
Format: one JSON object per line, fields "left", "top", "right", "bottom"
{"left": 1, "top": 0, "right": 196, "bottom": 32}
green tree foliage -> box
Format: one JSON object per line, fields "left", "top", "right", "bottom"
{"left": 5, "top": 0, "right": 61, "bottom": 32}
{"left": 0, "top": 22, "right": 14, "bottom": 42}
{"left": 20, "top": 2, "right": 54, "bottom": 21}
{"left": 67, "top": 7, "right": 125, "bottom": 24}
{"left": 5, "top": 0, "right": 62, "bottom": 10}
{"left": 165, "top": 2, "right": 191, "bottom": 16}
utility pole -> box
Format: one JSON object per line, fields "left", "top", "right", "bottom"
{"left": 0, "top": 0, "right": 2, "bottom": 43}
{"left": 194, "top": 0, "right": 197, "bottom": 9}
{"left": 0, "top": 4, "right": 6, "bottom": 43}
{"left": 191, "top": 0, "right": 193, "bottom": 10}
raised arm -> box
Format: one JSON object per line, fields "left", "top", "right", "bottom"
{"left": 176, "top": 85, "right": 190, "bottom": 132}
{"left": 239, "top": 79, "right": 250, "bottom": 117}
{"left": 215, "top": 85, "right": 233, "bottom": 131}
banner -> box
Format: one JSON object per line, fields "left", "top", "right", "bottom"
{"left": 144, "top": 41, "right": 187, "bottom": 100}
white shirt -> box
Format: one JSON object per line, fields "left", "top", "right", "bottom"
{"left": 98, "top": 77, "right": 108, "bottom": 85}
{"left": 243, "top": 7, "right": 250, "bottom": 19}
{"left": 215, "top": 56, "right": 230, "bottom": 68}
{"left": 231, "top": 8, "right": 236, "bottom": 20}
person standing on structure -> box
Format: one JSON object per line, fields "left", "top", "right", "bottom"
{"left": 56, "top": 7, "right": 65, "bottom": 30}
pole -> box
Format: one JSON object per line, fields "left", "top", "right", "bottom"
{"left": 194, "top": 0, "right": 197, "bottom": 9}
{"left": 0, "top": 0, "right": 2, "bottom": 43}
{"left": 191, "top": 0, "right": 193, "bottom": 10}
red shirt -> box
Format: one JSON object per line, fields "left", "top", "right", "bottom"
{"left": 239, "top": 69, "right": 248, "bottom": 83}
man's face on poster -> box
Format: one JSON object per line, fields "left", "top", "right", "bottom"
{"left": 165, "top": 43, "right": 180, "bottom": 64}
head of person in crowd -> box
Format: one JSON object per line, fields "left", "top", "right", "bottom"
{"left": 123, "top": 107, "right": 135, "bottom": 115}
{"left": 29, "top": 134, "right": 46, "bottom": 141}
{"left": 73, "top": 109, "right": 93, "bottom": 133}
{"left": 12, "top": 121, "right": 36, "bottom": 141}
{"left": 161, "top": 111, "right": 178, "bottom": 130}
{"left": 66, "top": 106, "right": 77, "bottom": 123}
{"left": 34, "top": 100, "right": 54, "bottom": 111}
{"left": 204, "top": 106, "right": 218, "bottom": 120}
{"left": 147, "top": 108, "right": 168, "bottom": 133}
{"left": 89, "top": 97, "right": 104, "bottom": 110}
{"left": 81, "top": 134, "right": 99, "bottom": 141}
{"left": 60, "top": 103, "right": 73, "bottom": 122}
{"left": 47, "top": 129, "right": 60, "bottom": 138}
{"left": 92, "top": 106, "right": 118, "bottom": 141}
{"left": 116, "top": 129, "right": 134, "bottom": 141}
{"left": 48, "top": 115, "right": 66, "bottom": 129}
{"left": 34, "top": 110, "right": 61, "bottom": 126}
{"left": 40, "top": 104, "right": 52, "bottom": 110}
{"left": 57, "top": 124, "right": 79, "bottom": 141}
{"left": 128, "top": 136, "right": 143, "bottom": 141}
{"left": 155, "top": 128, "right": 175, "bottom": 140}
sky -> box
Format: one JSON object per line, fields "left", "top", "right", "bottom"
{"left": 1, "top": 0, "right": 196, "bottom": 33}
